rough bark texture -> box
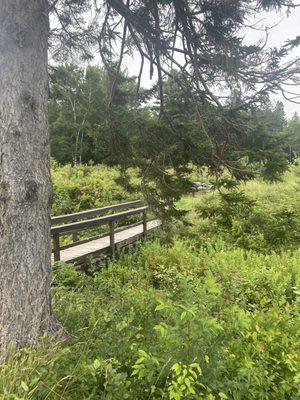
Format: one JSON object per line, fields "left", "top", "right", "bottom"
{"left": 0, "top": 0, "right": 57, "bottom": 354}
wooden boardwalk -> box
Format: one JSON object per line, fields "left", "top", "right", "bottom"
{"left": 54, "top": 220, "right": 160, "bottom": 263}
{"left": 51, "top": 200, "right": 160, "bottom": 264}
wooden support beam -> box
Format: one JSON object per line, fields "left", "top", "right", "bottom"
{"left": 53, "top": 234, "right": 60, "bottom": 262}
{"left": 142, "top": 209, "right": 147, "bottom": 239}
{"left": 109, "top": 221, "right": 116, "bottom": 257}
{"left": 72, "top": 219, "right": 78, "bottom": 242}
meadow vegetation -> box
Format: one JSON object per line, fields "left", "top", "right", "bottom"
{"left": 179, "top": 166, "right": 300, "bottom": 252}
{"left": 51, "top": 161, "right": 140, "bottom": 216}
{"left": 1, "top": 164, "right": 299, "bottom": 399}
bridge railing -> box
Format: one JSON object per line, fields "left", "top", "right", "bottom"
{"left": 51, "top": 200, "right": 148, "bottom": 262}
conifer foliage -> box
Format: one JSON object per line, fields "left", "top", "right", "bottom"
{"left": 49, "top": 1, "right": 300, "bottom": 189}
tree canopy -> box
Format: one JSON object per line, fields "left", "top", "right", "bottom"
{"left": 48, "top": 1, "right": 300, "bottom": 188}
{"left": 49, "top": 63, "right": 297, "bottom": 217}
{"left": 50, "top": 0, "right": 300, "bottom": 107}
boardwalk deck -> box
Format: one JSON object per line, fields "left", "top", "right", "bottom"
{"left": 52, "top": 219, "right": 160, "bottom": 263}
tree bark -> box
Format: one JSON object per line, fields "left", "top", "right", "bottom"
{"left": 0, "top": 0, "right": 58, "bottom": 354}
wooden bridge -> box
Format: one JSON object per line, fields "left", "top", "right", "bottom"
{"left": 51, "top": 200, "right": 160, "bottom": 264}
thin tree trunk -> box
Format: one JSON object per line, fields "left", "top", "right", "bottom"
{"left": 70, "top": 97, "right": 79, "bottom": 165}
{"left": 0, "top": 0, "right": 59, "bottom": 355}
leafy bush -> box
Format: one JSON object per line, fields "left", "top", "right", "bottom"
{"left": 51, "top": 162, "right": 140, "bottom": 216}
{"left": 1, "top": 240, "right": 299, "bottom": 399}
{"left": 180, "top": 165, "right": 300, "bottom": 252}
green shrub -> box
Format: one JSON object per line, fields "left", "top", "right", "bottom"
{"left": 51, "top": 163, "right": 140, "bottom": 216}
{"left": 180, "top": 166, "right": 300, "bottom": 252}
{"left": 1, "top": 165, "right": 299, "bottom": 399}
{"left": 1, "top": 240, "right": 299, "bottom": 399}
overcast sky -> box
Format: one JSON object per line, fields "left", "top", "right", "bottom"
{"left": 246, "top": 8, "right": 300, "bottom": 117}
{"left": 123, "top": 7, "right": 300, "bottom": 118}
{"left": 51, "top": 5, "right": 299, "bottom": 118}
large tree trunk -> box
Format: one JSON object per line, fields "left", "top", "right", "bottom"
{"left": 0, "top": 0, "right": 58, "bottom": 354}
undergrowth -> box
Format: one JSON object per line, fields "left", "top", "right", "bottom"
{"left": 179, "top": 165, "right": 300, "bottom": 252}
{"left": 51, "top": 162, "right": 139, "bottom": 216}
{"left": 1, "top": 240, "right": 299, "bottom": 399}
{"left": 1, "top": 165, "right": 299, "bottom": 399}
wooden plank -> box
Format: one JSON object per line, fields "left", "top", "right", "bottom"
{"left": 54, "top": 220, "right": 160, "bottom": 263}
{"left": 51, "top": 200, "right": 144, "bottom": 225}
{"left": 51, "top": 206, "right": 148, "bottom": 235}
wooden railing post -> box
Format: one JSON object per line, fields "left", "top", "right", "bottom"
{"left": 53, "top": 234, "right": 60, "bottom": 262}
{"left": 109, "top": 221, "right": 116, "bottom": 257}
{"left": 142, "top": 209, "right": 147, "bottom": 239}
{"left": 72, "top": 220, "right": 78, "bottom": 243}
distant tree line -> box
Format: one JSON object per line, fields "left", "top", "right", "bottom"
{"left": 50, "top": 64, "right": 300, "bottom": 176}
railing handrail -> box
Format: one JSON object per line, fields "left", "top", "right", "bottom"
{"left": 51, "top": 199, "right": 144, "bottom": 225}
{"left": 51, "top": 206, "right": 148, "bottom": 236}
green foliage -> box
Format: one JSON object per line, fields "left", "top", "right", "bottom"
{"left": 181, "top": 165, "right": 300, "bottom": 252}
{"left": 49, "top": 63, "right": 150, "bottom": 167}
{"left": 49, "top": 63, "right": 294, "bottom": 218}
{"left": 49, "top": 64, "right": 109, "bottom": 165}
{"left": 282, "top": 113, "right": 300, "bottom": 159}
{"left": 246, "top": 101, "right": 290, "bottom": 181}
{"left": 1, "top": 166, "right": 300, "bottom": 399}
{"left": 51, "top": 163, "right": 139, "bottom": 216}
{"left": 1, "top": 236, "right": 299, "bottom": 398}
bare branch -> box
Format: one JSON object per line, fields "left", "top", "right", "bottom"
{"left": 49, "top": 0, "right": 59, "bottom": 12}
